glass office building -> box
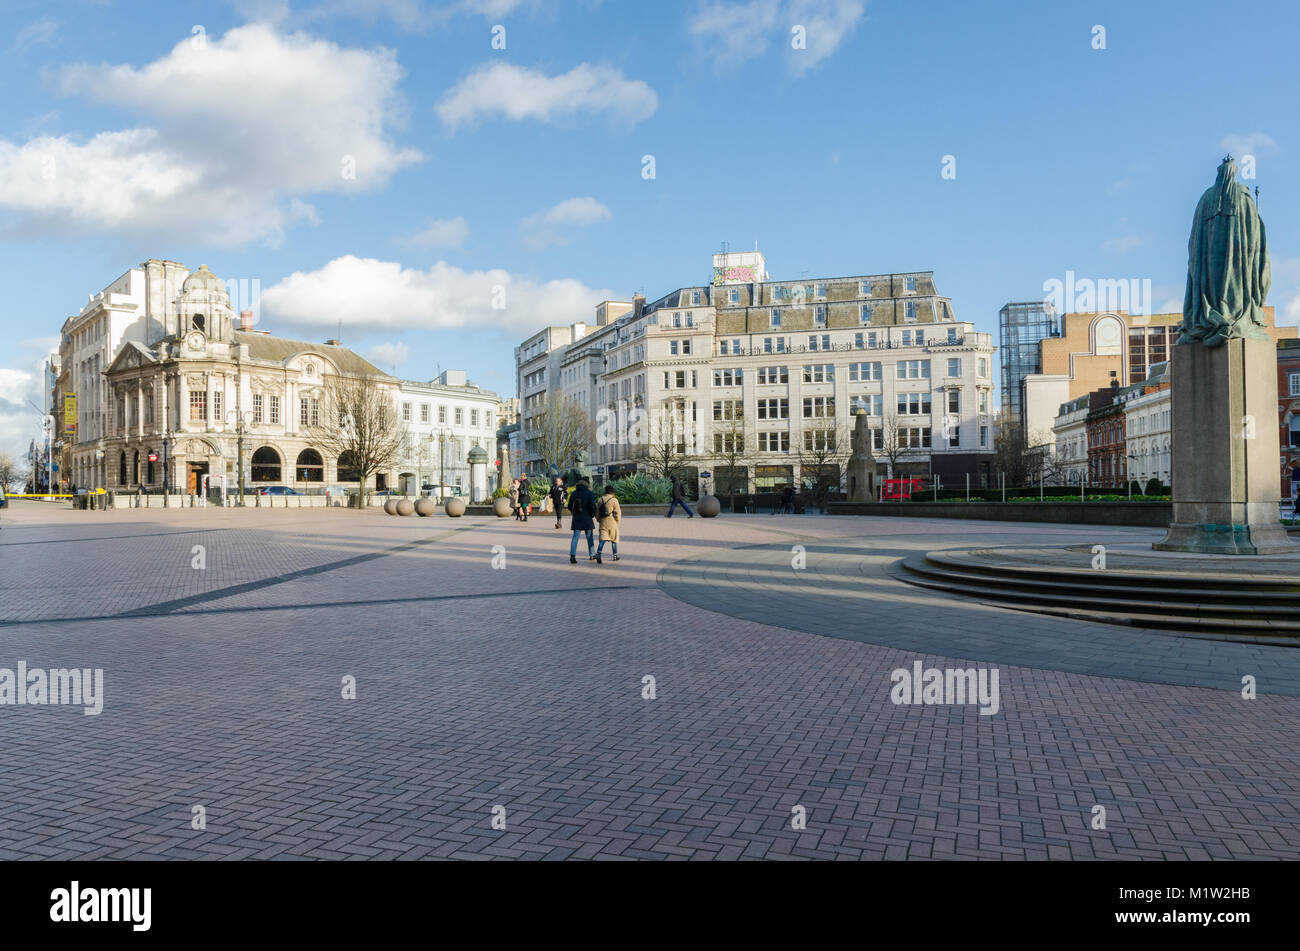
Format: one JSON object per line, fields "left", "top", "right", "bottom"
{"left": 999, "top": 301, "right": 1060, "bottom": 426}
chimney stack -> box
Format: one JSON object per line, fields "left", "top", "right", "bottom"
{"left": 239, "top": 309, "right": 254, "bottom": 331}
{"left": 633, "top": 293, "right": 645, "bottom": 319}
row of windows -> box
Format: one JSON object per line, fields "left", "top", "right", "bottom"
{"left": 711, "top": 424, "right": 988, "bottom": 453}
{"left": 401, "top": 403, "right": 491, "bottom": 427}
{"left": 709, "top": 360, "right": 980, "bottom": 386}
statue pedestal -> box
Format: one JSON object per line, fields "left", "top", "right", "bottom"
{"left": 1155, "top": 337, "right": 1295, "bottom": 555}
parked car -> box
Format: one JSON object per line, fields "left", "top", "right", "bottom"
{"left": 258, "top": 485, "right": 299, "bottom": 496}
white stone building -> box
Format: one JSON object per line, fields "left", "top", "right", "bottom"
{"left": 1052, "top": 395, "right": 1090, "bottom": 484}
{"left": 394, "top": 371, "right": 501, "bottom": 500}
{"left": 1121, "top": 361, "right": 1171, "bottom": 489}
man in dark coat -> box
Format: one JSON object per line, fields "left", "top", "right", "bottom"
{"left": 549, "top": 477, "right": 566, "bottom": 529}
{"left": 517, "top": 473, "right": 530, "bottom": 521}
{"left": 665, "top": 476, "right": 694, "bottom": 518}
{"left": 567, "top": 478, "right": 598, "bottom": 563}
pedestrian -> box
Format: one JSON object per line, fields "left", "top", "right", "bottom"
{"left": 665, "top": 476, "right": 694, "bottom": 518}
{"left": 776, "top": 484, "right": 794, "bottom": 515}
{"left": 595, "top": 484, "right": 621, "bottom": 564}
{"left": 518, "top": 473, "right": 530, "bottom": 522}
{"left": 549, "top": 477, "right": 566, "bottom": 529}
{"left": 567, "top": 477, "right": 597, "bottom": 563}
{"left": 509, "top": 479, "right": 521, "bottom": 520}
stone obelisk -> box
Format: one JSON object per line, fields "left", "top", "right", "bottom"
{"left": 1155, "top": 156, "right": 1295, "bottom": 554}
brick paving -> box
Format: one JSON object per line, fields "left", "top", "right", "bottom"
{"left": 0, "top": 500, "right": 1297, "bottom": 860}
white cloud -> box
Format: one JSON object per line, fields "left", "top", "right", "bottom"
{"left": 1218, "top": 132, "right": 1278, "bottom": 158}
{"left": 687, "top": 0, "right": 863, "bottom": 72}
{"left": 409, "top": 216, "right": 469, "bottom": 247}
{"left": 262, "top": 255, "right": 616, "bottom": 334}
{"left": 0, "top": 338, "right": 59, "bottom": 464}
{"left": 0, "top": 24, "right": 421, "bottom": 246}
{"left": 436, "top": 62, "right": 657, "bottom": 128}
{"left": 365, "top": 341, "right": 412, "bottom": 368}
{"left": 519, "top": 197, "right": 611, "bottom": 250}
{"left": 1103, "top": 235, "right": 1143, "bottom": 253}
{"left": 10, "top": 17, "right": 59, "bottom": 53}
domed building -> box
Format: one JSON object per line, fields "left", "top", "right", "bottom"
{"left": 98, "top": 262, "right": 400, "bottom": 499}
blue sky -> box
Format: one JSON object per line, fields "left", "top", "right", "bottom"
{"left": 2, "top": 0, "right": 1298, "bottom": 461}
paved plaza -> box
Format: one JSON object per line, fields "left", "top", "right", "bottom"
{"left": 1, "top": 501, "right": 1298, "bottom": 860}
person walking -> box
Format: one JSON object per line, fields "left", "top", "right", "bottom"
{"left": 508, "top": 479, "right": 521, "bottom": 520}
{"left": 595, "top": 485, "right": 622, "bottom": 563}
{"left": 567, "top": 478, "right": 597, "bottom": 563}
{"left": 518, "top": 473, "right": 530, "bottom": 521}
{"left": 665, "top": 476, "right": 694, "bottom": 518}
{"left": 775, "top": 484, "right": 794, "bottom": 515}
{"left": 549, "top": 477, "right": 566, "bottom": 529}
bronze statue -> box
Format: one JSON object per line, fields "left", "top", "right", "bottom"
{"left": 1180, "top": 155, "right": 1270, "bottom": 347}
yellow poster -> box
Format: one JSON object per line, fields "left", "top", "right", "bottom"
{"left": 63, "top": 392, "right": 76, "bottom": 434}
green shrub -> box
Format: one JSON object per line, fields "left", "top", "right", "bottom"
{"left": 492, "top": 486, "right": 510, "bottom": 499}
{"left": 609, "top": 474, "right": 672, "bottom": 504}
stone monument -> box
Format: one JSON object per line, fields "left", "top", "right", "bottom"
{"left": 1155, "top": 156, "right": 1295, "bottom": 554}
{"left": 846, "top": 409, "right": 878, "bottom": 502}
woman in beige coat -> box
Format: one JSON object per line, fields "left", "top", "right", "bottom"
{"left": 595, "top": 485, "right": 621, "bottom": 564}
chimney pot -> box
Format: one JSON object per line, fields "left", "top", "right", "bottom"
{"left": 239, "top": 309, "right": 254, "bottom": 330}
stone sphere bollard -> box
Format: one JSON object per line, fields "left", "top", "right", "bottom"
{"left": 493, "top": 496, "right": 513, "bottom": 518}
{"left": 383, "top": 498, "right": 398, "bottom": 515}
{"left": 396, "top": 498, "right": 415, "bottom": 516}
{"left": 697, "top": 494, "right": 721, "bottom": 518}
{"left": 444, "top": 497, "right": 466, "bottom": 517}
{"left": 415, "top": 497, "right": 436, "bottom": 517}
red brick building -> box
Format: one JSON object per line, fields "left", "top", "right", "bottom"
{"left": 1085, "top": 383, "right": 1124, "bottom": 486}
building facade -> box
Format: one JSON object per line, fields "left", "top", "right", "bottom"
{"left": 394, "top": 371, "right": 500, "bottom": 499}
{"left": 1085, "top": 385, "right": 1124, "bottom": 486}
{"left": 1121, "top": 362, "right": 1171, "bottom": 490}
{"left": 1279, "top": 338, "right": 1300, "bottom": 500}
{"left": 516, "top": 251, "right": 996, "bottom": 493}
{"left": 1052, "top": 395, "right": 1090, "bottom": 485}
{"left": 97, "top": 264, "right": 398, "bottom": 496}
{"left": 998, "top": 300, "right": 1060, "bottom": 430}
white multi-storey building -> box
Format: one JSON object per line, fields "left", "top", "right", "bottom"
{"left": 1052, "top": 395, "right": 1090, "bottom": 484}
{"left": 514, "top": 251, "right": 996, "bottom": 493}
{"left": 394, "top": 371, "right": 501, "bottom": 499}
{"left": 1121, "top": 361, "right": 1171, "bottom": 489}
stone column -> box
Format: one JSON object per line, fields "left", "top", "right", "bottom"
{"left": 1155, "top": 338, "right": 1295, "bottom": 554}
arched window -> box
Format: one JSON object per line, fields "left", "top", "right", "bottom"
{"left": 296, "top": 448, "right": 323, "bottom": 482}
{"left": 193, "top": 313, "right": 205, "bottom": 333}
{"left": 132, "top": 450, "right": 140, "bottom": 485}
{"left": 119, "top": 451, "right": 127, "bottom": 485}
{"left": 337, "top": 450, "right": 361, "bottom": 483}
{"left": 251, "top": 446, "right": 281, "bottom": 482}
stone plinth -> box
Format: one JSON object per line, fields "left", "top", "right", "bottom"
{"left": 1155, "top": 337, "right": 1296, "bottom": 555}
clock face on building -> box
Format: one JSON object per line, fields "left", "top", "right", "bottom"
{"left": 186, "top": 331, "right": 206, "bottom": 353}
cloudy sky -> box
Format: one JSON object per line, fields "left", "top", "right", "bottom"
{"left": 1, "top": 0, "right": 1297, "bottom": 461}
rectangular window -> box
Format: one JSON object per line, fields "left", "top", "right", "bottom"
{"left": 455, "top": 408, "right": 464, "bottom": 425}
{"left": 402, "top": 402, "right": 411, "bottom": 422}
{"left": 850, "top": 394, "right": 883, "bottom": 416}
{"left": 979, "top": 425, "right": 988, "bottom": 447}
{"left": 948, "top": 422, "right": 960, "bottom": 448}
{"left": 675, "top": 371, "right": 688, "bottom": 389}
{"left": 814, "top": 305, "right": 827, "bottom": 326}
{"left": 896, "top": 359, "right": 930, "bottom": 380}
{"left": 713, "top": 399, "right": 743, "bottom": 421}
{"left": 253, "top": 394, "right": 264, "bottom": 423}
{"left": 712, "top": 368, "right": 743, "bottom": 386}
{"left": 905, "top": 300, "right": 918, "bottom": 321}
{"left": 471, "top": 409, "right": 480, "bottom": 427}
{"left": 871, "top": 429, "right": 883, "bottom": 451}
{"left": 848, "top": 362, "right": 881, "bottom": 382}
{"left": 692, "top": 290, "right": 702, "bottom": 305}
{"left": 758, "top": 366, "right": 788, "bottom": 385}
{"left": 212, "top": 390, "right": 222, "bottom": 420}
{"left": 270, "top": 395, "right": 280, "bottom": 425}
{"left": 947, "top": 389, "right": 960, "bottom": 414}
{"left": 859, "top": 303, "right": 872, "bottom": 324}
{"left": 770, "top": 308, "right": 782, "bottom": 328}
{"left": 713, "top": 432, "right": 744, "bottom": 453}
{"left": 670, "top": 340, "right": 679, "bottom": 355}
{"left": 420, "top": 404, "right": 430, "bottom": 423}
{"left": 804, "top": 429, "right": 836, "bottom": 451}
{"left": 802, "top": 364, "right": 834, "bottom": 383}
{"left": 190, "top": 392, "right": 206, "bottom": 421}
{"left": 757, "top": 398, "right": 789, "bottom": 420}
{"left": 897, "top": 393, "right": 932, "bottom": 415}
{"left": 729, "top": 288, "right": 739, "bottom": 304}
{"left": 683, "top": 340, "right": 692, "bottom": 355}
{"left": 802, "top": 396, "right": 835, "bottom": 418}
{"left": 978, "top": 390, "right": 989, "bottom": 414}
{"left": 672, "top": 312, "right": 681, "bottom": 328}
{"left": 859, "top": 280, "right": 872, "bottom": 297}
{"left": 758, "top": 431, "right": 790, "bottom": 452}
{"left": 868, "top": 331, "right": 878, "bottom": 348}
{"left": 438, "top": 405, "right": 447, "bottom": 424}
{"left": 947, "top": 358, "right": 961, "bottom": 377}
{"left": 978, "top": 358, "right": 989, "bottom": 377}
{"left": 905, "top": 276, "right": 917, "bottom": 292}
{"left": 1291, "top": 373, "right": 1300, "bottom": 397}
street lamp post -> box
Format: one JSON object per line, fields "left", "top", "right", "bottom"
{"left": 228, "top": 410, "right": 255, "bottom": 506}
{"left": 163, "top": 428, "right": 172, "bottom": 507}
{"left": 435, "top": 427, "right": 451, "bottom": 499}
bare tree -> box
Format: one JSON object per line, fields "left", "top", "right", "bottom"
{"left": 796, "top": 421, "right": 851, "bottom": 512}
{"left": 534, "top": 389, "right": 596, "bottom": 477}
{"left": 874, "top": 412, "right": 916, "bottom": 480}
{"left": 992, "top": 415, "right": 1035, "bottom": 487}
{"left": 708, "top": 406, "right": 751, "bottom": 506}
{"left": 634, "top": 398, "right": 697, "bottom": 481}
{"left": 308, "top": 374, "right": 404, "bottom": 508}
{"left": 0, "top": 452, "right": 26, "bottom": 493}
